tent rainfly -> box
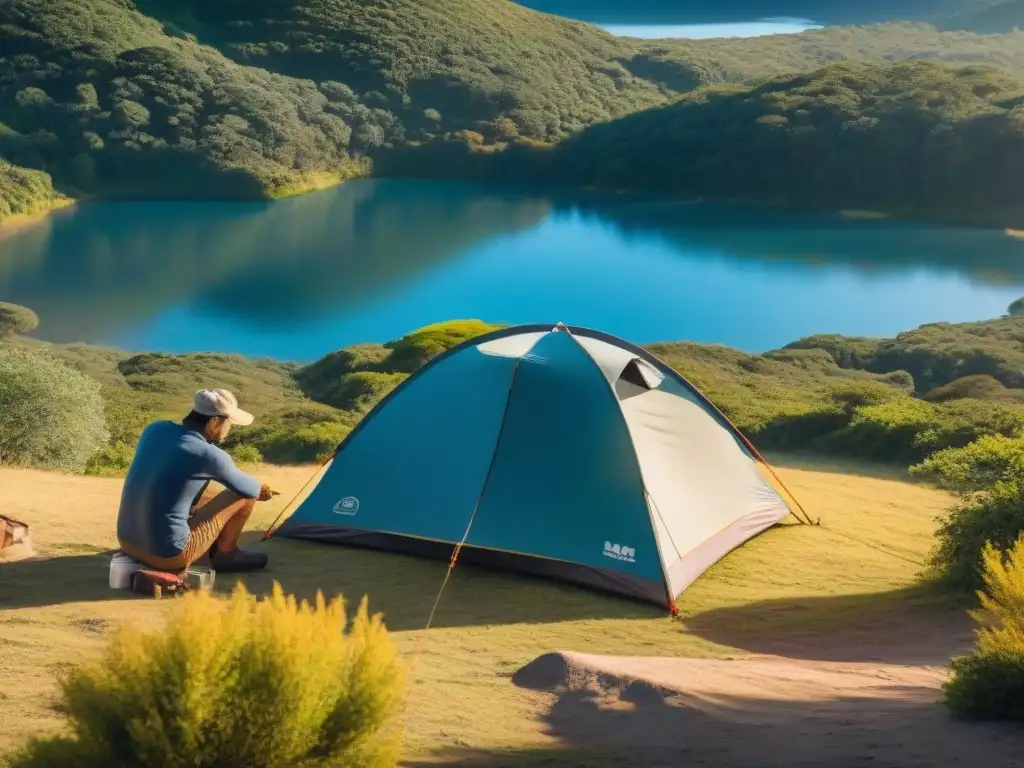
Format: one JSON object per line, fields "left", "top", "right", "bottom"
{"left": 271, "top": 324, "right": 797, "bottom": 611}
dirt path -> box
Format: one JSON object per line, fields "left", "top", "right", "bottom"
{"left": 507, "top": 651, "right": 1024, "bottom": 768}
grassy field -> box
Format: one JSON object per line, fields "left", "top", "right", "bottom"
{"left": 0, "top": 456, "right": 967, "bottom": 765}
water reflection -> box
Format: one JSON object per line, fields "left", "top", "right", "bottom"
{"left": 0, "top": 180, "right": 551, "bottom": 343}
{"left": 0, "top": 180, "right": 1022, "bottom": 359}
{"left": 561, "top": 197, "right": 1024, "bottom": 285}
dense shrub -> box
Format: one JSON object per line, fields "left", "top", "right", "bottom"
{"left": 944, "top": 650, "right": 1024, "bottom": 721}
{"left": 296, "top": 344, "right": 392, "bottom": 402}
{"left": 915, "top": 400, "right": 1024, "bottom": 456}
{"left": 382, "top": 320, "right": 504, "bottom": 373}
{"left": 83, "top": 441, "right": 135, "bottom": 477}
{"left": 930, "top": 482, "right": 1024, "bottom": 591}
{"left": 297, "top": 321, "right": 501, "bottom": 410}
{"left": 1009, "top": 297, "right": 1024, "bottom": 317}
{"left": 224, "top": 405, "right": 356, "bottom": 464}
{"left": 0, "top": 345, "right": 109, "bottom": 472}
{"left": 790, "top": 318, "right": 1024, "bottom": 392}
{"left": 783, "top": 334, "right": 881, "bottom": 369}
{"left": 818, "top": 398, "right": 937, "bottom": 463}
{"left": 227, "top": 443, "right": 263, "bottom": 466}
{"left": 911, "top": 435, "right": 1024, "bottom": 492}
{"left": 11, "top": 582, "right": 405, "bottom": 768}
{"left": 540, "top": 62, "right": 1024, "bottom": 227}
{"left": 323, "top": 372, "right": 408, "bottom": 412}
{"left": 943, "top": 536, "right": 1024, "bottom": 721}
{"left": 923, "top": 375, "right": 1023, "bottom": 404}
{"left": 972, "top": 537, "right": 1024, "bottom": 653}
{"left": 0, "top": 159, "right": 66, "bottom": 224}
{"left": 0, "top": 302, "right": 40, "bottom": 336}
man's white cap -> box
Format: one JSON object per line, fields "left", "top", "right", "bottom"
{"left": 193, "top": 388, "right": 254, "bottom": 426}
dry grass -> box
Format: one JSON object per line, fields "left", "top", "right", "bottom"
{"left": 0, "top": 457, "right": 963, "bottom": 764}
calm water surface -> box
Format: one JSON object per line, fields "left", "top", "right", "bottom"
{"left": 600, "top": 18, "right": 821, "bottom": 38}
{"left": 1, "top": 179, "right": 1023, "bottom": 362}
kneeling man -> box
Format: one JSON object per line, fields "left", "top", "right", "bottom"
{"left": 116, "top": 388, "right": 272, "bottom": 574}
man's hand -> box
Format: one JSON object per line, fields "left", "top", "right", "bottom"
{"left": 258, "top": 483, "right": 279, "bottom": 502}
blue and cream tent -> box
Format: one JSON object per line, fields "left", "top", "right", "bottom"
{"left": 272, "top": 324, "right": 797, "bottom": 611}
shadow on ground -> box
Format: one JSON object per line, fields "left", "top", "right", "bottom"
{"left": 681, "top": 584, "right": 974, "bottom": 666}
{"left": 218, "top": 534, "right": 661, "bottom": 631}
{"left": 413, "top": 679, "right": 1024, "bottom": 768}
{"left": 0, "top": 549, "right": 138, "bottom": 610}
{"left": 0, "top": 533, "right": 659, "bottom": 629}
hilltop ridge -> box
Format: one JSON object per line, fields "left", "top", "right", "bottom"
{"left": 5, "top": 0, "right": 1024, "bottom": 224}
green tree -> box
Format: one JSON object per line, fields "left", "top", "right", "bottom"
{"left": 0, "top": 346, "right": 109, "bottom": 472}
{"left": 0, "top": 303, "right": 39, "bottom": 336}
{"left": 1009, "top": 297, "right": 1024, "bottom": 316}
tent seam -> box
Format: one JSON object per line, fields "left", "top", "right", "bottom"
{"left": 422, "top": 354, "right": 523, "bottom": 629}
{"left": 560, "top": 326, "right": 677, "bottom": 612}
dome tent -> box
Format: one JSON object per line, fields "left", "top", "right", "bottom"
{"left": 271, "top": 324, "right": 798, "bottom": 611}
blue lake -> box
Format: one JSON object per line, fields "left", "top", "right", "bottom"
{"left": 600, "top": 18, "right": 821, "bottom": 38}
{"left": 1, "top": 179, "right": 1022, "bottom": 362}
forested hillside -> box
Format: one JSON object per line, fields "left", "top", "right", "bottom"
{"left": 6, "top": 314, "right": 1023, "bottom": 474}
{"left": 0, "top": 159, "right": 68, "bottom": 223}
{"left": 399, "top": 61, "right": 1024, "bottom": 226}
{"left": 5, "top": 0, "right": 1024, "bottom": 224}
{"left": 516, "top": 0, "right": 988, "bottom": 25}
{"left": 545, "top": 62, "right": 1024, "bottom": 225}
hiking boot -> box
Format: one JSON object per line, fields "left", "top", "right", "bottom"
{"left": 210, "top": 548, "right": 268, "bottom": 573}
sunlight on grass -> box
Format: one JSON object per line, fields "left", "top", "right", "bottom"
{"left": 0, "top": 458, "right": 958, "bottom": 762}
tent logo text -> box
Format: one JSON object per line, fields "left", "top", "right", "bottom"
{"left": 603, "top": 541, "right": 635, "bottom": 563}
{"left": 333, "top": 497, "right": 359, "bottom": 516}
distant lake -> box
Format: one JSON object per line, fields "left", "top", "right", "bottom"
{"left": 601, "top": 18, "right": 822, "bottom": 39}
{"left": 1, "top": 180, "right": 1023, "bottom": 363}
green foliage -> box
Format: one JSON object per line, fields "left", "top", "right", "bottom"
{"left": 943, "top": 650, "right": 1024, "bottom": 722}
{"left": 973, "top": 535, "right": 1024, "bottom": 653}
{"left": 11, "top": 582, "right": 405, "bottom": 768}
{"left": 13, "top": 313, "right": 1024, "bottom": 471}
{"left": 789, "top": 317, "right": 1024, "bottom": 394}
{"left": 322, "top": 371, "right": 409, "bottom": 413}
{"left": 83, "top": 440, "right": 135, "bottom": 477}
{"left": 1010, "top": 297, "right": 1024, "bottom": 316}
{"left": 11, "top": 1, "right": 1024, "bottom": 212}
{"left": 115, "top": 352, "right": 305, "bottom": 417}
{"left": 223, "top": 405, "right": 356, "bottom": 464}
{"left": 0, "top": 302, "right": 39, "bottom": 336}
{"left": 296, "top": 320, "right": 501, "bottom": 411}
{"left": 531, "top": 61, "right": 1024, "bottom": 226}
{"left": 784, "top": 334, "right": 882, "bottom": 369}
{"left": 295, "top": 344, "right": 393, "bottom": 403}
{"left": 0, "top": 158, "right": 67, "bottom": 224}
{"left": 133, "top": 0, "right": 682, "bottom": 142}
{"left": 923, "top": 375, "right": 1024, "bottom": 404}
{"left": 0, "top": 0, "right": 372, "bottom": 200}
{"left": 382, "top": 319, "right": 504, "bottom": 372}
{"left": 911, "top": 435, "right": 1024, "bottom": 492}
{"left": 0, "top": 345, "right": 109, "bottom": 472}
{"left": 943, "top": 535, "right": 1024, "bottom": 722}
{"left": 931, "top": 482, "right": 1024, "bottom": 591}
{"left": 227, "top": 443, "right": 264, "bottom": 466}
